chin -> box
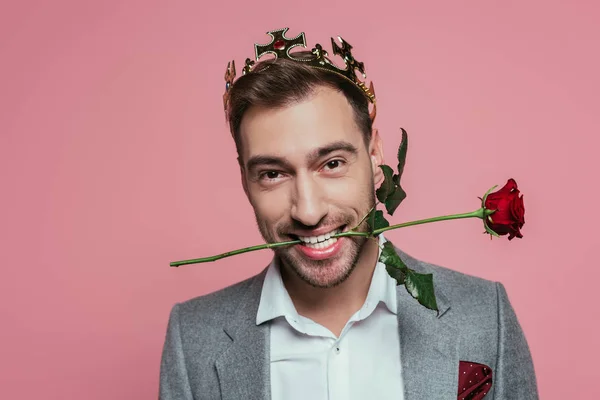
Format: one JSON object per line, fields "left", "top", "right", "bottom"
{"left": 278, "top": 242, "right": 361, "bottom": 289}
{"left": 298, "top": 263, "right": 351, "bottom": 288}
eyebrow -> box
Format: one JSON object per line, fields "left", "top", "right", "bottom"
{"left": 246, "top": 141, "right": 359, "bottom": 175}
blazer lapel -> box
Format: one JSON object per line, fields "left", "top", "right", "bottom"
{"left": 215, "top": 268, "right": 271, "bottom": 400}
{"left": 395, "top": 261, "right": 458, "bottom": 400}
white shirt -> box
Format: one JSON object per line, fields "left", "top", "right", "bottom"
{"left": 256, "top": 234, "right": 405, "bottom": 400}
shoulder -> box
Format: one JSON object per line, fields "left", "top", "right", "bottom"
{"left": 171, "top": 267, "right": 267, "bottom": 330}
{"left": 160, "top": 267, "right": 269, "bottom": 383}
{"left": 397, "top": 246, "right": 498, "bottom": 290}
{"left": 395, "top": 247, "right": 510, "bottom": 336}
{"left": 395, "top": 246, "right": 502, "bottom": 310}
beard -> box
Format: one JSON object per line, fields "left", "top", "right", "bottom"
{"left": 254, "top": 179, "right": 376, "bottom": 289}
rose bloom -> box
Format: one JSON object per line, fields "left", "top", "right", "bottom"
{"left": 484, "top": 178, "right": 525, "bottom": 240}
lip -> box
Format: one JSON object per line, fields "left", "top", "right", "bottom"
{"left": 295, "top": 236, "right": 346, "bottom": 260}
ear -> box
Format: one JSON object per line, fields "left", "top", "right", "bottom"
{"left": 369, "top": 129, "right": 385, "bottom": 188}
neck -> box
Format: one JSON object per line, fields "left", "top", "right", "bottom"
{"left": 279, "top": 237, "right": 380, "bottom": 334}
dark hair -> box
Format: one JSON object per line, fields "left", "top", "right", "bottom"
{"left": 225, "top": 52, "right": 373, "bottom": 161}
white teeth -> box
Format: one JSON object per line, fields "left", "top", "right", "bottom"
{"left": 304, "top": 237, "right": 338, "bottom": 249}
{"left": 298, "top": 228, "right": 341, "bottom": 245}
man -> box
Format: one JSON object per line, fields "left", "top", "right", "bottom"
{"left": 159, "top": 28, "right": 538, "bottom": 399}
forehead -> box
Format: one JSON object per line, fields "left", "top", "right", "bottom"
{"left": 239, "top": 87, "right": 364, "bottom": 164}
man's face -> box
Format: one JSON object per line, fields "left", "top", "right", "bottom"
{"left": 239, "top": 86, "right": 383, "bottom": 288}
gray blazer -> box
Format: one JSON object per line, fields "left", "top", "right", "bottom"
{"left": 159, "top": 246, "right": 539, "bottom": 399}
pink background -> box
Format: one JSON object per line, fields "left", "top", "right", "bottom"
{"left": 1, "top": 1, "right": 598, "bottom": 398}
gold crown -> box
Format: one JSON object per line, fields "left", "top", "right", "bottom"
{"left": 223, "top": 27, "right": 377, "bottom": 122}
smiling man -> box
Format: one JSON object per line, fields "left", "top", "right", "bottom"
{"left": 159, "top": 28, "right": 539, "bottom": 400}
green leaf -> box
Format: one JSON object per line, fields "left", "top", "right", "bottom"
{"left": 383, "top": 128, "right": 409, "bottom": 215}
{"left": 380, "top": 241, "right": 408, "bottom": 285}
{"left": 373, "top": 210, "right": 389, "bottom": 230}
{"left": 375, "top": 130, "right": 409, "bottom": 215}
{"left": 386, "top": 264, "right": 406, "bottom": 285}
{"left": 384, "top": 186, "right": 407, "bottom": 216}
{"left": 404, "top": 269, "right": 438, "bottom": 312}
{"left": 379, "top": 241, "right": 408, "bottom": 270}
{"left": 375, "top": 165, "right": 395, "bottom": 203}
{"left": 380, "top": 240, "right": 439, "bottom": 312}
{"left": 397, "top": 128, "right": 408, "bottom": 181}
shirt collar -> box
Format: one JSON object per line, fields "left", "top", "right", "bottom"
{"left": 256, "top": 233, "right": 397, "bottom": 326}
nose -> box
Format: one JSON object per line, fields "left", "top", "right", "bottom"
{"left": 290, "top": 173, "right": 328, "bottom": 227}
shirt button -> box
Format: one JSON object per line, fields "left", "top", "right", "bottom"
{"left": 335, "top": 346, "right": 341, "bottom": 354}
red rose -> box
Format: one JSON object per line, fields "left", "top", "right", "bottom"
{"left": 484, "top": 178, "right": 525, "bottom": 240}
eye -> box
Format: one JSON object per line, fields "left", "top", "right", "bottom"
{"left": 259, "top": 171, "right": 282, "bottom": 181}
{"left": 323, "top": 159, "right": 345, "bottom": 171}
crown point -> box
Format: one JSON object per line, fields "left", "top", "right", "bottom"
{"left": 274, "top": 40, "right": 285, "bottom": 50}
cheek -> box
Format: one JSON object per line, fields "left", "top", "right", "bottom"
{"left": 251, "top": 189, "right": 291, "bottom": 222}
{"left": 327, "top": 175, "right": 372, "bottom": 206}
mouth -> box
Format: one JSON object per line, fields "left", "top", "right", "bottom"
{"left": 289, "top": 224, "right": 346, "bottom": 247}
{"left": 288, "top": 225, "right": 348, "bottom": 260}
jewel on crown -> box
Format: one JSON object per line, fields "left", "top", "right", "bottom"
{"left": 223, "top": 27, "right": 376, "bottom": 122}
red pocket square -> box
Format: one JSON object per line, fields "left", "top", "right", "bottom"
{"left": 457, "top": 361, "right": 493, "bottom": 400}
